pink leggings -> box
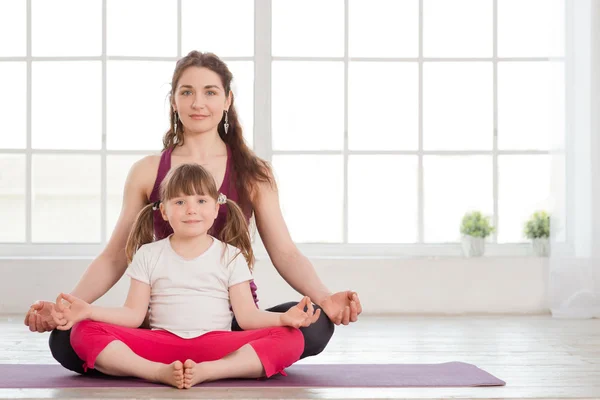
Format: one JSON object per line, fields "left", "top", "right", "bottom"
{"left": 70, "top": 320, "right": 304, "bottom": 378}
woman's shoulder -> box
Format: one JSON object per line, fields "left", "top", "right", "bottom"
{"left": 127, "top": 153, "right": 163, "bottom": 200}
{"left": 132, "top": 153, "right": 162, "bottom": 175}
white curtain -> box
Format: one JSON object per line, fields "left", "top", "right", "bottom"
{"left": 549, "top": 0, "right": 600, "bottom": 318}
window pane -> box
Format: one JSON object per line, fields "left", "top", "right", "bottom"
{"left": 32, "top": 62, "right": 102, "bottom": 149}
{"left": 424, "top": 0, "right": 492, "bottom": 57}
{"left": 0, "top": 62, "right": 26, "bottom": 149}
{"left": 107, "top": 61, "right": 173, "bottom": 151}
{"left": 349, "top": 155, "right": 418, "bottom": 243}
{"left": 272, "top": 155, "right": 343, "bottom": 243}
{"left": 498, "top": 0, "right": 565, "bottom": 57}
{"left": 423, "top": 62, "right": 493, "bottom": 150}
{"left": 0, "top": 155, "right": 25, "bottom": 242}
{"left": 182, "top": 0, "right": 253, "bottom": 57}
{"left": 107, "top": 155, "right": 147, "bottom": 239}
{"left": 227, "top": 61, "right": 254, "bottom": 149}
{"left": 349, "top": 62, "right": 418, "bottom": 150}
{"left": 32, "top": 155, "right": 101, "bottom": 243}
{"left": 498, "top": 62, "right": 564, "bottom": 150}
{"left": 498, "top": 155, "right": 551, "bottom": 243}
{"left": 272, "top": 0, "right": 344, "bottom": 57}
{"left": 32, "top": 0, "right": 101, "bottom": 56}
{"left": 0, "top": 0, "right": 25, "bottom": 56}
{"left": 424, "top": 156, "right": 493, "bottom": 242}
{"left": 107, "top": 0, "right": 176, "bottom": 57}
{"left": 349, "top": 0, "right": 418, "bottom": 58}
{"left": 550, "top": 153, "right": 566, "bottom": 243}
{"left": 272, "top": 62, "right": 344, "bottom": 151}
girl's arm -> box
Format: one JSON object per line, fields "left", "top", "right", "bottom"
{"left": 229, "top": 281, "right": 319, "bottom": 330}
{"left": 53, "top": 278, "right": 150, "bottom": 330}
{"left": 88, "top": 278, "right": 151, "bottom": 328}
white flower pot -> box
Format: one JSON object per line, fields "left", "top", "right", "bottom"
{"left": 461, "top": 235, "right": 485, "bottom": 257}
{"left": 531, "top": 238, "right": 550, "bottom": 257}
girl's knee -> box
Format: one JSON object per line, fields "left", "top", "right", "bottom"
{"left": 278, "top": 327, "right": 304, "bottom": 360}
{"left": 271, "top": 326, "right": 302, "bottom": 340}
{"left": 70, "top": 320, "right": 107, "bottom": 346}
{"left": 71, "top": 320, "right": 98, "bottom": 336}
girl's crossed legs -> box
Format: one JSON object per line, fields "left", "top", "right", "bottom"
{"left": 70, "top": 320, "right": 304, "bottom": 389}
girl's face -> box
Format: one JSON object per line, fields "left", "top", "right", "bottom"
{"left": 160, "top": 193, "right": 219, "bottom": 238}
{"left": 173, "top": 66, "right": 231, "bottom": 135}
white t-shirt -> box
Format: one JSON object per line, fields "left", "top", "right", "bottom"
{"left": 126, "top": 235, "right": 253, "bottom": 339}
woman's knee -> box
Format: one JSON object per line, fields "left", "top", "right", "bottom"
{"left": 49, "top": 328, "right": 85, "bottom": 374}
{"left": 300, "top": 307, "right": 335, "bottom": 359}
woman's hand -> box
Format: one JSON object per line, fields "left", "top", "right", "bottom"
{"left": 24, "top": 301, "right": 58, "bottom": 333}
{"left": 279, "top": 296, "right": 321, "bottom": 328}
{"left": 51, "top": 293, "right": 92, "bottom": 331}
{"left": 320, "top": 291, "right": 362, "bottom": 325}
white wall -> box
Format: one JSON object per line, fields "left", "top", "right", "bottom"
{"left": 0, "top": 256, "right": 549, "bottom": 315}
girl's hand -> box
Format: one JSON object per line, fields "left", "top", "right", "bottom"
{"left": 51, "top": 293, "right": 92, "bottom": 331}
{"left": 279, "top": 296, "right": 321, "bottom": 328}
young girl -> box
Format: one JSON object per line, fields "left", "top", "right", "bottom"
{"left": 51, "top": 163, "right": 321, "bottom": 389}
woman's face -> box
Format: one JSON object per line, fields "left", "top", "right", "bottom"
{"left": 173, "top": 66, "right": 231, "bottom": 135}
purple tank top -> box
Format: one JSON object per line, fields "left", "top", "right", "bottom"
{"left": 148, "top": 145, "right": 259, "bottom": 305}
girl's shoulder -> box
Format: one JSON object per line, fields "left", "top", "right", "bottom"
{"left": 136, "top": 237, "right": 170, "bottom": 258}
{"left": 215, "top": 238, "right": 247, "bottom": 267}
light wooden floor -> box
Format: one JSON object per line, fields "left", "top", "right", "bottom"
{"left": 1, "top": 314, "right": 599, "bottom": 400}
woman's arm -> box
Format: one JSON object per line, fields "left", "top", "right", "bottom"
{"left": 251, "top": 172, "right": 362, "bottom": 325}
{"left": 70, "top": 157, "right": 155, "bottom": 303}
{"left": 229, "top": 281, "right": 319, "bottom": 330}
{"left": 251, "top": 177, "right": 331, "bottom": 306}
{"left": 25, "top": 156, "right": 157, "bottom": 332}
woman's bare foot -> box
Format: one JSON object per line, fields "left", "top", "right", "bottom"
{"left": 183, "top": 359, "right": 207, "bottom": 389}
{"left": 154, "top": 360, "right": 184, "bottom": 389}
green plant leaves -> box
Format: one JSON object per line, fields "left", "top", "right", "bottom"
{"left": 460, "top": 211, "right": 495, "bottom": 238}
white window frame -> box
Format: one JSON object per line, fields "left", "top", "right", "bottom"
{"left": 0, "top": 0, "right": 565, "bottom": 258}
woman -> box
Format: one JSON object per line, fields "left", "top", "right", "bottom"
{"left": 25, "top": 51, "right": 362, "bottom": 375}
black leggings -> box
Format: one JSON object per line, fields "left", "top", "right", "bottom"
{"left": 49, "top": 301, "right": 335, "bottom": 375}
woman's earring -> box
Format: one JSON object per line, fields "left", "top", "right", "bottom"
{"left": 173, "top": 111, "right": 179, "bottom": 135}
{"left": 223, "top": 110, "right": 229, "bottom": 135}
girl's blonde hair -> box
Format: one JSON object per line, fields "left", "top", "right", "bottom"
{"left": 125, "top": 163, "right": 254, "bottom": 270}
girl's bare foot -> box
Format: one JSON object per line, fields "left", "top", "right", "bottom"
{"left": 183, "top": 359, "right": 206, "bottom": 388}
{"left": 154, "top": 360, "right": 184, "bottom": 389}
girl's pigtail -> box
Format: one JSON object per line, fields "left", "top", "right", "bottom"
{"left": 219, "top": 198, "right": 255, "bottom": 271}
{"left": 125, "top": 203, "right": 156, "bottom": 264}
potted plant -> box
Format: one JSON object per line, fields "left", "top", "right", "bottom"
{"left": 460, "top": 211, "right": 495, "bottom": 257}
{"left": 524, "top": 211, "right": 550, "bottom": 257}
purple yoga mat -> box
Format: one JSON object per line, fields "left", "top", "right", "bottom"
{"left": 0, "top": 363, "right": 505, "bottom": 388}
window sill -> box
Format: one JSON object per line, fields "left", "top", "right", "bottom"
{"left": 0, "top": 243, "right": 545, "bottom": 260}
